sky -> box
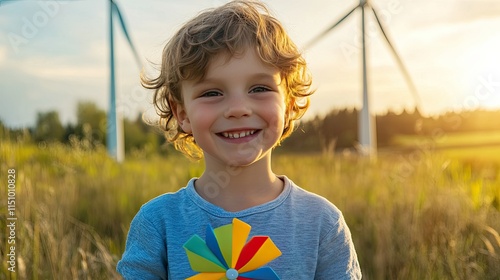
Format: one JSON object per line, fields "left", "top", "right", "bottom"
{"left": 1, "top": 0, "right": 500, "bottom": 128}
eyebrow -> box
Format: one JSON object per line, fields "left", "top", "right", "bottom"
{"left": 194, "top": 72, "right": 281, "bottom": 86}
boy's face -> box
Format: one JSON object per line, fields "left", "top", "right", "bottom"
{"left": 176, "top": 48, "right": 287, "bottom": 167}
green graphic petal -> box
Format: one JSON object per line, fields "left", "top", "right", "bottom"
{"left": 183, "top": 235, "right": 226, "bottom": 272}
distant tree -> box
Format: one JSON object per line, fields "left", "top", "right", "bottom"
{"left": 34, "top": 111, "right": 65, "bottom": 142}
{"left": 279, "top": 118, "right": 321, "bottom": 153}
{"left": 326, "top": 108, "right": 358, "bottom": 149}
{"left": 376, "top": 108, "right": 423, "bottom": 146}
{"left": 63, "top": 123, "right": 77, "bottom": 144}
{"left": 0, "top": 119, "right": 7, "bottom": 140}
{"left": 122, "top": 113, "right": 165, "bottom": 155}
{"left": 76, "top": 101, "right": 107, "bottom": 145}
{"left": 124, "top": 117, "right": 147, "bottom": 152}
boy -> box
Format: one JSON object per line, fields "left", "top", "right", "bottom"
{"left": 117, "top": 1, "right": 361, "bottom": 279}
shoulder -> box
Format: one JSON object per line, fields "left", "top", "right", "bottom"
{"left": 136, "top": 186, "right": 190, "bottom": 221}
{"left": 284, "top": 179, "right": 362, "bottom": 278}
{"left": 127, "top": 184, "right": 192, "bottom": 238}
{"left": 141, "top": 187, "right": 187, "bottom": 209}
{"left": 285, "top": 177, "right": 342, "bottom": 219}
{"left": 281, "top": 176, "right": 345, "bottom": 236}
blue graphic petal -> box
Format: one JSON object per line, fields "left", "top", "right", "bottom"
{"left": 240, "top": 266, "right": 281, "bottom": 280}
{"left": 205, "top": 224, "right": 229, "bottom": 268}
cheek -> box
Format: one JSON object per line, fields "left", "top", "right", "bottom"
{"left": 266, "top": 102, "right": 287, "bottom": 132}
{"left": 188, "top": 106, "right": 215, "bottom": 133}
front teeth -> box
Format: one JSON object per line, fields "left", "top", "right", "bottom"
{"left": 222, "top": 130, "right": 256, "bottom": 139}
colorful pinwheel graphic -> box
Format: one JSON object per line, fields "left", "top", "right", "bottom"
{"left": 183, "top": 218, "right": 282, "bottom": 280}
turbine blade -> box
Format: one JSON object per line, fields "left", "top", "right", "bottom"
{"left": 370, "top": 6, "right": 422, "bottom": 110}
{"left": 112, "top": 1, "right": 142, "bottom": 68}
{"left": 304, "top": 4, "right": 360, "bottom": 50}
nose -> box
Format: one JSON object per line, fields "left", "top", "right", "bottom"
{"left": 223, "top": 93, "right": 252, "bottom": 119}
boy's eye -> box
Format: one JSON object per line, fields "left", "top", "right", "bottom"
{"left": 200, "top": 91, "right": 222, "bottom": 97}
{"left": 250, "top": 86, "right": 271, "bottom": 93}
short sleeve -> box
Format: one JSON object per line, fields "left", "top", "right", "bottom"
{"left": 316, "top": 214, "right": 362, "bottom": 279}
{"left": 117, "top": 208, "right": 168, "bottom": 279}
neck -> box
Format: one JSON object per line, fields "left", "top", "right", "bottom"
{"left": 195, "top": 154, "right": 283, "bottom": 212}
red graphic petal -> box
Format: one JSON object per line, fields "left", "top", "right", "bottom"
{"left": 234, "top": 236, "right": 268, "bottom": 270}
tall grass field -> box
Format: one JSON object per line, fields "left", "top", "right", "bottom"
{"left": 1, "top": 140, "right": 499, "bottom": 279}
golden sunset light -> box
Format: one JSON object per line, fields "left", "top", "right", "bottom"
{"left": 1, "top": 1, "right": 500, "bottom": 279}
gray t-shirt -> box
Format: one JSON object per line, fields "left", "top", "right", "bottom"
{"left": 117, "top": 176, "right": 361, "bottom": 279}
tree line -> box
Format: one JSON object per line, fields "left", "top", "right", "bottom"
{"left": 0, "top": 101, "right": 168, "bottom": 156}
{"left": 1, "top": 101, "right": 499, "bottom": 155}
{"left": 281, "top": 108, "right": 500, "bottom": 153}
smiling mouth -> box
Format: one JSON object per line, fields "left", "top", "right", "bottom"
{"left": 219, "top": 130, "right": 258, "bottom": 139}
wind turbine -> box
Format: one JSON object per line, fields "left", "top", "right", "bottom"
{"left": 305, "top": 0, "right": 420, "bottom": 157}
{"left": 1, "top": 0, "right": 140, "bottom": 161}
{"left": 108, "top": 0, "right": 141, "bottom": 162}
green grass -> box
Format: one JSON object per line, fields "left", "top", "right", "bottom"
{"left": 392, "top": 130, "right": 500, "bottom": 167}
{"left": 392, "top": 130, "right": 500, "bottom": 148}
{"left": 1, "top": 141, "right": 500, "bottom": 279}
{"left": 438, "top": 146, "right": 500, "bottom": 164}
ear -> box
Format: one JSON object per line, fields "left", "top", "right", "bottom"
{"left": 171, "top": 100, "right": 192, "bottom": 134}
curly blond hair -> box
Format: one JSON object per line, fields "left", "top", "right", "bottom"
{"left": 143, "top": 0, "right": 314, "bottom": 159}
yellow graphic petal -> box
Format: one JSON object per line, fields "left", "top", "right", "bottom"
{"left": 186, "top": 272, "right": 226, "bottom": 280}
{"left": 231, "top": 218, "right": 251, "bottom": 268}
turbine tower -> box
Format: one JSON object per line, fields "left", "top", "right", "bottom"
{"left": 108, "top": 0, "right": 141, "bottom": 162}
{"left": 306, "top": 0, "right": 420, "bottom": 157}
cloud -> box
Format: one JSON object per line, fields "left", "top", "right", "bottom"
{"left": 24, "top": 64, "right": 107, "bottom": 80}
{"left": 0, "top": 46, "right": 6, "bottom": 63}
